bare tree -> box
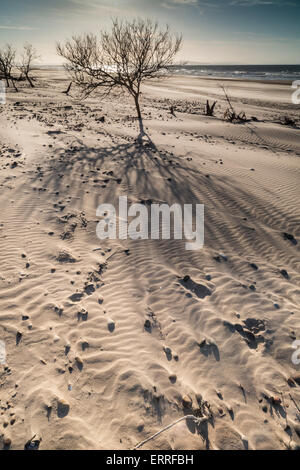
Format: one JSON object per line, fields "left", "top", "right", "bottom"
{"left": 57, "top": 18, "right": 182, "bottom": 136}
{"left": 0, "top": 44, "right": 18, "bottom": 91}
{"left": 17, "top": 43, "right": 39, "bottom": 88}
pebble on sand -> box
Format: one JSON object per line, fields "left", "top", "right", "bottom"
{"left": 182, "top": 394, "right": 193, "bottom": 408}
{"left": 107, "top": 319, "right": 115, "bottom": 332}
{"left": 3, "top": 437, "right": 11, "bottom": 449}
{"left": 75, "top": 356, "right": 83, "bottom": 368}
{"left": 57, "top": 398, "right": 70, "bottom": 417}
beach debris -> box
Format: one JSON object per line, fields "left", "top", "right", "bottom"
{"left": 24, "top": 434, "right": 40, "bottom": 450}
{"left": 56, "top": 250, "right": 77, "bottom": 263}
{"left": 282, "top": 116, "right": 296, "bottom": 126}
{"left": 133, "top": 414, "right": 206, "bottom": 450}
{"left": 78, "top": 308, "right": 88, "bottom": 321}
{"left": 163, "top": 346, "right": 172, "bottom": 359}
{"left": 75, "top": 356, "right": 83, "bottom": 370}
{"left": 205, "top": 100, "right": 217, "bottom": 117}
{"left": 283, "top": 232, "right": 297, "bottom": 245}
{"left": 57, "top": 398, "right": 70, "bottom": 417}
{"left": 107, "top": 319, "right": 115, "bottom": 332}
{"left": 62, "top": 81, "right": 72, "bottom": 95}
{"left": 280, "top": 269, "right": 289, "bottom": 279}
{"left": 182, "top": 394, "right": 193, "bottom": 408}
{"left": 3, "top": 437, "right": 12, "bottom": 449}
{"left": 169, "top": 374, "right": 177, "bottom": 383}
{"left": 170, "top": 106, "right": 176, "bottom": 117}
{"left": 271, "top": 396, "right": 282, "bottom": 406}
{"left": 221, "top": 85, "right": 247, "bottom": 122}
{"left": 16, "top": 331, "right": 22, "bottom": 345}
{"left": 179, "top": 276, "right": 212, "bottom": 299}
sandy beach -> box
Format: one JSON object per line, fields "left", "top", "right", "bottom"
{"left": 0, "top": 70, "right": 300, "bottom": 450}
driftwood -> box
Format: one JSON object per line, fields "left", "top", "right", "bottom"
{"left": 63, "top": 81, "right": 72, "bottom": 95}
{"left": 221, "top": 85, "right": 247, "bottom": 122}
{"left": 170, "top": 105, "right": 176, "bottom": 117}
{"left": 205, "top": 100, "right": 217, "bottom": 116}
{"left": 133, "top": 415, "right": 207, "bottom": 450}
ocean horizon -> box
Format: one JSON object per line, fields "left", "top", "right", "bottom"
{"left": 36, "top": 63, "right": 300, "bottom": 82}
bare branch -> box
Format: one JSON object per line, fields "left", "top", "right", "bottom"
{"left": 17, "top": 43, "right": 39, "bottom": 88}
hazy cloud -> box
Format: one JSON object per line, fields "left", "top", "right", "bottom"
{"left": 0, "top": 25, "right": 38, "bottom": 31}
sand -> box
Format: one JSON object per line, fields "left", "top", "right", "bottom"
{"left": 0, "top": 71, "right": 299, "bottom": 450}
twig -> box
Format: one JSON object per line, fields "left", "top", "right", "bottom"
{"left": 289, "top": 393, "right": 300, "bottom": 413}
{"left": 133, "top": 415, "right": 206, "bottom": 450}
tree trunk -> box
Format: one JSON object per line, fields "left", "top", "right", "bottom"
{"left": 134, "top": 94, "right": 142, "bottom": 120}
{"left": 10, "top": 77, "right": 18, "bottom": 92}
{"left": 26, "top": 74, "right": 35, "bottom": 88}
{"left": 5, "top": 75, "right": 10, "bottom": 88}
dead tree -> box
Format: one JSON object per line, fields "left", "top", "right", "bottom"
{"left": 17, "top": 43, "right": 39, "bottom": 88}
{"left": 57, "top": 18, "right": 182, "bottom": 138}
{"left": 0, "top": 44, "right": 18, "bottom": 91}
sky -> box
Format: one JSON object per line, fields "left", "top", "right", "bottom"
{"left": 0, "top": 0, "right": 299, "bottom": 65}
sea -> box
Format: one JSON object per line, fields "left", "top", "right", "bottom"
{"left": 170, "top": 64, "right": 300, "bottom": 82}
{"left": 40, "top": 64, "right": 300, "bottom": 82}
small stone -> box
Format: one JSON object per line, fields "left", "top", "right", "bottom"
{"left": 163, "top": 346, "right": 172, "bottom": 356}
{"left": 292, "top": 375, "right": 300, "bottom": 385}
{"left": 16, "top": 331, "right": 22, "bottom": 344}
{"left": 271, "top": 396, "right": 282, "bottom": 406}
{"left": 57, "top": 398, "right": 70, "bottom": 416}
{"left": 107, "top": 319, "right": 115, "bottom": 332}
{"left": 144, "top": 319, "right": 151, "bottom": 329}
{"left": 75, "top": 356, "right": 83, "bottom": 369}
{"left": 280, "top": 269, "right": 289, "bottom": 279}
{"left": 169, "top": 374, "right": 177, "bottom": 383}
{"left": 3, "top": 437, "right": 11, "bottom": 448}
{"left": 287, "top": 377, "right": 296, "bottom": 386}
{"left": 182, "top": 394, "right": 193, "bottom": 408}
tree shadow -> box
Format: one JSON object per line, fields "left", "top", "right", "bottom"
{"left": 22, "top": 134, "right": 298, "bottom": 271}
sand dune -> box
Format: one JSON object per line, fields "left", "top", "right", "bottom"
{"left": 0, "top": 71, "right": 299, "bottom": 450}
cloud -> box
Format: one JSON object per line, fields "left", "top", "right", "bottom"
{"left": 229, "top": 0, "right": 297, "bottom": 5}
{"left": 162, "top": 0, "right": 202, "bottom": 9}
{"left": 0, "top": 25, "right": 38, "bottom": 31}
